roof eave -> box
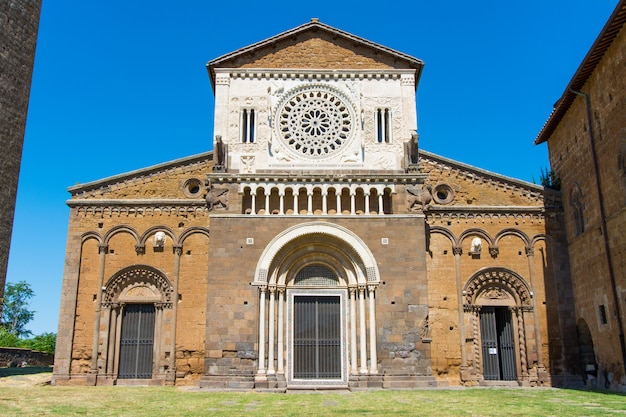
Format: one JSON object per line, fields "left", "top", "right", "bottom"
{"left": 535, "top": 0, "right": 626, "bottom": 145}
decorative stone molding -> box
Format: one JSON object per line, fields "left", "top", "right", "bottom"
{"left": 71, "top": 200, "right": 209, "bottom": 218}
{"left": 102, "top": 265, "right": 173, "bottom": 308}
{"left": 68, "top": 155, "right": 213, "bottom": 199}
{"left": 463, "top": 268, "right": 532, "bottom": 307}
{"left": 135, "top": 244, "right": 145, "bottom": 255}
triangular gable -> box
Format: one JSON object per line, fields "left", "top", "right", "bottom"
{"left": 206, "top": 19, "right": 424, "bottom": 90}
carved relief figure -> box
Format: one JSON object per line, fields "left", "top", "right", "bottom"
{"left": 205, "top": 181, "right": 229, "bottom": 211}
{"left": 241, "top": 155, "right": 255, "bottom": 174}
{"left": 406, "top": 184, "right": 432, "bottom": 211}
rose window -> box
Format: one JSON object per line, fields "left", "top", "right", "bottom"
{"left": 276, "top": 86, "right": 355, "bottom": 159}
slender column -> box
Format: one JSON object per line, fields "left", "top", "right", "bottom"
{"left": 307, "top": 191, "right": 313, "bottom": 215}
{"left": 293, "top": 189, "right": 299, "bottom": 215}
{"left": 350, "top": 192, "right": 356, "bottom": 215}
{"left": 264, "top": 188, "right": 270, "bottom": 215}
{"left": 473, "top": 306, "right": 481, "bottom": 374}
{"left": 90, "top": 244, "right": 108, "bottom": 379}
{"left": 258, "top": 286, "right": 267, "bottom": 374}
{"left": 106, "top": 305, "right": 118, "bottom": 376}
{"left": 336, "top": 191, "right": 342, "bottom": 215}
{"left": 368, "top": 285, "right": 378, "bottom": 374}
{"left": 251, "top": 191, "right": 256, "bottom": 215}
{"left": 453, "top": 246, "right": 467, "bottom": 368}
{"left": 278, "top": 191, "right": 285, "bottom": 215}
{"left": 515, "top": 307, "right": 528, "bottom": 378}
{"left": 364, "top": 192, "right": 370, "bottom": 215}
{"left": 525, "top": 246, "right": 544, "bottom": 371}
{"left": 349, "top": 287, "right": 358, "bottom": 374}
{"left": 358, "top": 285, "right": 368, "bottom": 374}
{"left": 169, "top": 245, "right": 182, "bottom": 381}
{"left": 267, "top": 286, "right": 276, "bottom": 375}
{"left": 153, "top": 305, "right": 163, "bottom": 376}
{"left": 322, "top": 191, "right": 328, "bottom": 214}
{"left": 100, "top": 306, "right": 111, "bottom": 376}
{"left": 277, "top": 287, "right": 285, "bottom": 374}
{"left": 378, "top": 193, "right": 384, "bottom": 215}
{"left": 113, "top": 304, "right": 124, "bottom": 377}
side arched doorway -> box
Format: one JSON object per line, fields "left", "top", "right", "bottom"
{"left": 463, "top": 268, "right": 534, "bottom": 385}
{"left": 100, "top": 265, "right": 173, "bottom": 383}
{"left": 577, "top": 318, "right": 597, "bottom": 385}
{"left": 253, "top": 222, "right": 380, "bottom": 389}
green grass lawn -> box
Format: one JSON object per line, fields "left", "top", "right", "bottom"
{"left": 0, "top": 383, "right": 624, "bottom": 416}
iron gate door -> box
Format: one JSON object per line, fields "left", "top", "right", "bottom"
{"left": 118, "top": 304, "right": 155, "bottom": 379}
{"left": 293, "top": 296, "right": 341, "bottom": 379}
{"left": 480, "top": 307, "right": 516, "bottom": 381}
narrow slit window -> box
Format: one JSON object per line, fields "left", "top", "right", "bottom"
{"left": 376, "top": 108, "right": 391, "bottom": 143}
{"left": 241, "top": 109, "right": 256, "bottom": 143}
{"left": 599, "top": 305, "right": 608, "bottom": 325}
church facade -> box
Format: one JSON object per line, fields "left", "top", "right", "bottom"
{"left": 53, "top": 20, "right": 577, "bottom": 389}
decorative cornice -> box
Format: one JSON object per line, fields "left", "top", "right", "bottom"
{"left": 70, "top": 200, "right": 209, "bottom": 217}
{"left": 223, "top": 68, "right": 414, "bottom": 82}
{"left": 427, "top": 206, "right": 545, "bottom": 224}
{"left": 68, "top": 152, "right": 213, "bottom": 197}
{"left": 419, "top": 150, "right": 547, "bottom": 198}
{"left": 207, "top": 172, "right": 427, "bottom": 184}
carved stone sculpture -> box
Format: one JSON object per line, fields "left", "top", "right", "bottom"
{"left": 406, "top": 184, "right": 432, "bottom": 211}
{"left": 404, "top": 132, "right": 419, "bottom": 171}
{"left": 470, "top": 237, "right": 482, "bottom": 254}
{"left": 205, "top": 181, "right": 229, "bottom": 211}
{"left": 213, "top": 135, "right": 227, "bottom": 172}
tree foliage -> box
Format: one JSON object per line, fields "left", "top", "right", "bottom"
{"left": 20, "top": 332, "right": 56, "bottom": 355}
{"left": 2, "top": 281, "right": 35, "bottom": 338}
{"left": 540, "top": 167, "right": 561, "bottom": 190}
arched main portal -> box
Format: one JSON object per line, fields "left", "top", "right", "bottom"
{"left": 463, "top": 268, "right": 533, "bottom": 384}
{"left": 253, "top": 222, "right": 380, "bottom": 388}
{"left": 100, "top": 265, "right": 173, "bottom": 382}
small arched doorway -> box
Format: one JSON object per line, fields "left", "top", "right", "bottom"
{"left": 101, "top": 265, "right": 173, "bottom": 381}
{"left": 464, "top": 268, "right": 533, "bottom": 384}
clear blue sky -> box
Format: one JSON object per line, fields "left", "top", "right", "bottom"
{"left": 8, "top": 0, "right": 619, "bottom": 335}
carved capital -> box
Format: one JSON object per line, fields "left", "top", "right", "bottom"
{"left": 452, "top": 246, "right": 463, "bottom": 256}
{"left": 135, "top": 244, "right": 145, "bottom": 255}
{"left": 99, "top": 244, "right": 109, "bottom": 254}
{"left": 525, "top": 246, "right": 534, "bottom": 257}
{"left": 489, "top": 246, "right": 499, "bottom": 258}
{"left": 173, "top": 245, "right": 183, "bottom": 256}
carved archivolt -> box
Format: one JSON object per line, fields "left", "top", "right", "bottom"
{"left": 464, "top": 268, "right": 532, "bottom": 307}
{"left": 102, "top": 265, "right": 173, "bottom": 307}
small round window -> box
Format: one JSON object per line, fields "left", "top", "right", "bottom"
{"left": 432, "top": 183, "right": 454, "bottom": 205}
{"left": 183, "top": 178, "right": 203, "bottom": 198}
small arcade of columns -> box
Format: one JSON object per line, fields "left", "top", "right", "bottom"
{"left": 240, "top": 182, "right": 395, "bottom": 215}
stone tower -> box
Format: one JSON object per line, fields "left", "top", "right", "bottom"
{"left": 0, "top": 0, "right": 42, "bottom": 312}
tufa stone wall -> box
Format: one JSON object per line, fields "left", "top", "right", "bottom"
{"left": 0, "top": 0, "right": 41, "bottom": 314}
{"left": 544, "top": 20, "right": 626, "bottom": 388}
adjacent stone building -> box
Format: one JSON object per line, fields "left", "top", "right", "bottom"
{"left": 535, "top": 0, "right": 626, "bottom": 390}
{"left": 54, "top": 20, "right": 576, "bottom": 389}
{"left": 0, "top": 0, "right": 42, "bottom": 315}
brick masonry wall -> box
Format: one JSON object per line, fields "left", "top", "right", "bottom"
{"left": 545, "top": 22, "right": 626, "bottom": 385}
{"left": 0, "top": 0, "right": 41, "bottom": 313}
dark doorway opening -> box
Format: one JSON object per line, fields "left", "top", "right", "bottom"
{"left": 118, "top": 304, "right": 155, "bottom": 379}
{"left": 480, "top": 306, "right": 516, "bottom": 381}
{"left": 293, "top": 296, "right": 341, "bottom": 379}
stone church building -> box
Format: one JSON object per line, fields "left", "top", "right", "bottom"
{"left": 53, "top": 20, "right": 578, "bottom": 389}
